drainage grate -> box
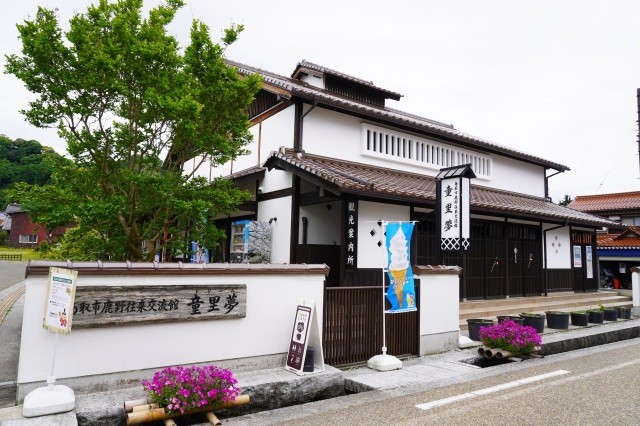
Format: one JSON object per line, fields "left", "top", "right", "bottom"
{"left": 458, "top": 357, "right": 517, "bottom": 368}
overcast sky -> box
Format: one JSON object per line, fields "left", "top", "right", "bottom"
{"left": 2, "top": 1, "right": 640, "bottom": 203}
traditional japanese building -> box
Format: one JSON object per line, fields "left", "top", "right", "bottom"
{"left": 198, "top": 60, "right": 616, "bottom": 300}
{"left": 569, "top": 191, "right": 640, "bottom": 288}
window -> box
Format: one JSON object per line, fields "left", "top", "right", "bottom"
{"left": 361, "top": 123, "right": 492, "bottom": 179}
{"left": 18, "top": 234, "right": 38, "bottom": 244}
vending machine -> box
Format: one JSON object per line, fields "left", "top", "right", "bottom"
{"left": 230, "top": 220, "right": 271, "bottom": 263}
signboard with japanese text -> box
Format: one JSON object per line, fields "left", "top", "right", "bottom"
{"left": 344, "top": 199, "right": 358, "bottom": 269}
{"left": 586, "top": 246, "right": 593, "bottom": 279}
{"left": 43, "top": 267, "right": 78, "bottom": 335}
{"left": 70, "top": 284, "right": 246, "bottom": 328}
{"left": 285, "top": 305, "right": 312, "bottom": 373}
{"left": 284, "top": 300, "right": 324, "bottom": 375}
{"left": 439, "top": 176, "right": 470, "bottom": 252}
{"left": 573, "top": 246, "right": 583, "bottom": 268}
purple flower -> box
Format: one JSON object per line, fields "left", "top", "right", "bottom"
{"left": 141, "top": 364, "right": 241, "bottom": 414}
{"left": 479, "top": 320, "right": 542, "bottom": 354}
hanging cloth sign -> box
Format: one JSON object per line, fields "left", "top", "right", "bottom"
{"left": 385, "top": 222, "right": 417, "bottom": 313}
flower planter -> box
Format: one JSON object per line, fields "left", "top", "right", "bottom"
{"left": 617, "top": 306, "right": 632, "bottom": 320}
{"left": 497, "top": 315, "right": 524, "bottom": 325}
{"left": 467, "top": 319, "right": 495, "bottom": 341}
{"left": 588, "top": 310, "right": 604, "bottom": 324}
{"left": 603, "top": 308, "right": 618, "bottom": 322}
{"left": 521, "top": 314, "right": 545, "bottom": 333}
{"left": 545, "top": 311, "right": 570, "bottom": 329}
{"left": 571, "top": 312, "right": 589, "bottom": 326}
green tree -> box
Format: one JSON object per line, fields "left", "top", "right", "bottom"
{"left": 5, "top": 0, "right": 261, "bottom": 260}
{"left": 559, "top": 195, "right": 573, "bottom": 207}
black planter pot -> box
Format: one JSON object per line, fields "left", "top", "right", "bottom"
{"left": 571, "top": 312, "right": 589, "bottom": 326}
{"left": 467, "top": 319, "right": 495, "bottom": 341}
{"left": 603, "top": 309, "right": 618, "bottom": 322}
{"left": 546, "top": 312, "right": 570, "bottom": 329}
{"left": 497, "top": 315, "right": 525, "bottom": 325}
{"left": 521, "top": 314, "right": 545, "bottom": 333}
{"left": 617, "top": 307, "right": 632, "bottom": 320}
{"left": 588, "top": 310, "right": 604, "bottom": 324}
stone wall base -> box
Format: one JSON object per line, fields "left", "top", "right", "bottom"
{"left": 420, "top": 330, "right": 459, "bottom": 355}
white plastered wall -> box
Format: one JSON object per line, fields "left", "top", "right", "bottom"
{"left": 18, "top": 271, "right": 324, "bottom": 385}
{"left": 357, "top": 201, "right": 410, "bottom": 269}
{"left": 299, "top": 201, "right": 341, "bottom": 245}
{"left": 301, "top": 107, "right": 547, "bottom": 197}
{"left": 257, "top": 196, "right": 292, "bottom": 263}
{"left": 543, "top": 225, "right": 571, "bottom": 269}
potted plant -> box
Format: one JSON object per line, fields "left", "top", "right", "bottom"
{"left": 617, "top": 306, "right": 632, "bottom": 320}
{"left": 497, "top": 315, "right": 524, "bottom": 325}
{"left": 545, "top": 311, "right": 570, "bottom": 329}
{"left": 602, "top": 307, "right": 618, "bottom": 322}
{"left": 478, "top": 320, "right": 542, "bottom": 358}
{"left": 520, "top": 312, "right": 545, "bottom": 333}
{"left": 570, "top": 311, "right": 589, "bottom": 326}
{"left": 587, "top": 309, "right": 604, "bottom": 324}
{"left": 466, "top": 318, "right": 495, "bottom": 341}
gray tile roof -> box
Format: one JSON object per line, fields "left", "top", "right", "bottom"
{"left": 226, "top": 59, "right": 570, "bottom": 173}
{"left": 262, "top": 149, "right": 615, "bottom": 228}
{"left": 291, "top": 60, "right": 402, "bottom": 100}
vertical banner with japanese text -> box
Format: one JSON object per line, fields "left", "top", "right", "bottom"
{"left": 439, "top": 176, "right": 470, "bottom": 252}
{"left": 43, "top": 267, "right": 78, "bottom": 335}
{"left": 385, "top": 222, "right": 416, "bottom": 313}
{"left": 344, "top": 199, "right": 358, "bottom": 269}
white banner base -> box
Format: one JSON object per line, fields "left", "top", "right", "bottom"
{"left": 22, "top": 384, "right": 75, "bottom": 417}
{"left": 367, "top": 354, "right": 402, "bottom": 372}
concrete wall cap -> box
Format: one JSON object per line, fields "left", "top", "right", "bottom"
{"left": 25, "top": 260, "right": 330, "bottom": 277}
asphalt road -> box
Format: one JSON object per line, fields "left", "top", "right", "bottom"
{"left": 279, "top": 338, "right": 640, "bottom": 425}
{"left": 0, "top": 261, "right": 27, "bottom": 292}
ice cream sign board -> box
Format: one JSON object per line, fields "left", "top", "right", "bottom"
{"left": 436, "top": 164, "right": 475, "bottom": 252}
{"left": 386, "top": 222, "right": 416, "bottom": 313}
{"left": 43, "top": 267, "right": 78, "bottom": 335}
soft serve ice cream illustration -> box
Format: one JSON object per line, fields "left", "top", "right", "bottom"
{"left": 388, "top": 227, "right": 410, "bottom": 307}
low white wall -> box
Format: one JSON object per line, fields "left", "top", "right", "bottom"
{"left": 416, "top": 266, "right": 462, "bottom": 355}
{"left": 18, "top": 263, "right": 326, "bottom": 389}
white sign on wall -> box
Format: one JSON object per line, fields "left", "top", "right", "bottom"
{"left": 43, "top": 267, "right": 78, "bottom": 335}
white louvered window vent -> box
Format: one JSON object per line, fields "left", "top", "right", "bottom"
{"left": 361, "top": 124, "right": 491, "bottom": 179}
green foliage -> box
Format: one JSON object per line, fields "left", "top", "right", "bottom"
{"left": 5, "top": 0, "right": 261, "bottom": 260}
{"left": 0, "top": 230, "right": 7, "bottom": 246}
{"left": 0, "top": 135, "right": 66, "bottom": 208}
{"left": 558, "top": 195, "right": 573, "bottom": 207}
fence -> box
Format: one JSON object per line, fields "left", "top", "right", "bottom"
{"left": 323, "top": 284, "right": 419, "bottom": 366}
{"left": 0, "top": 253, "right": 22, "bottom": 261}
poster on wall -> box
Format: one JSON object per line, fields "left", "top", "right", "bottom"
{"left": 573, "top": 246, "right": 583, "bottom": 268}
{"left": 43, "top": 267, "right": 78, "bottom": 335}
{"left": 385, "top": 222, "right": 417, "bottom": 313}
{"left": 586, "top": 246, "right": 593, "bottom": 279}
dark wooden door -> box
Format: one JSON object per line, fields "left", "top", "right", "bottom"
{"left": 571, "top": 231, "right": 597, "bottom": 292}
{"left": 484, "top": 222, "right": 506, "bottom": 299}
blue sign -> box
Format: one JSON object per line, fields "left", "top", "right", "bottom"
{"left": 385, "top": 222, "right": 416, "bottom": 313}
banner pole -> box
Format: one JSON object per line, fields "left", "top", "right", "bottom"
{"left": 48, "top": 333, "right": 59, "bottom": 387}
{"left": 381, "top": 221, "right": 387, "bottom": 356}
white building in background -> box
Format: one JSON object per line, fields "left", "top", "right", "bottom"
{"left": 198, "top": 59, "right": 615, "bottom": 300}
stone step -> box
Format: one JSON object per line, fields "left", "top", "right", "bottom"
{"left": 459, "top": 291, "right": 624, "bottom": 310}
{"left": 460, "top": 296, "right": 632, "bottom": 320}
{"left": 459, "top": 292, "right": 633, "bottom": 330}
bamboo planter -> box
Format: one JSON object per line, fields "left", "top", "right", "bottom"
{"left": 124, "top": 394, "right": 250, "bottom": 425}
